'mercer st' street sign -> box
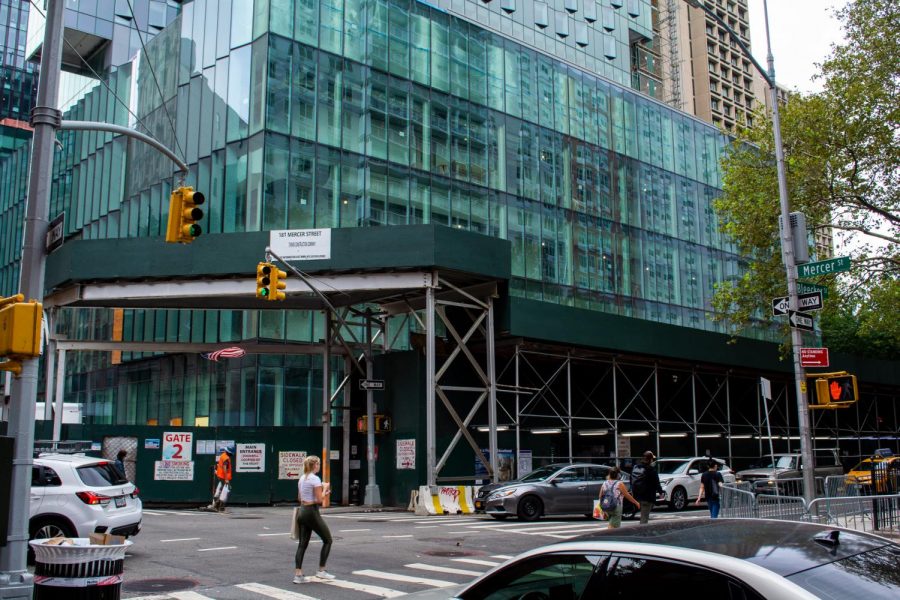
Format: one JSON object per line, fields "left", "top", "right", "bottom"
{"left": 797, "top": 256, "right": 851, "bottom": 279}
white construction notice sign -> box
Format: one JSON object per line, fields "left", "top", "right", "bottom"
{"left": 278, "top": 451, "right": 307, "bottom": 479}
{"left": 154, "top": 460, "right": 194, "bottom": 481}
{"left": 396, "top": 439, "right": 416, "bottom": 470}
{"left": 236, "top": 443, "right": 266, "bottom": 472}
{"left": 269, "top": 229, "right": 331, "bottom": 260}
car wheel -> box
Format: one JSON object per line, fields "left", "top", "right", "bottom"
{"left": 490, "top": 514, "right": 509, "bottom": 521}
{"left": 28, "top": 518, "right": 76, "bottom": 564}
{"left": 517, "top": 495, "right": 543, "bottom": 521}
{"left": 670, "top": 486, "right": 688, "bottom": 511}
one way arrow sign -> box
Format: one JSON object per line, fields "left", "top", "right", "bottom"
{"left": 789, "top": 310, "right": 815, "bottom": 332}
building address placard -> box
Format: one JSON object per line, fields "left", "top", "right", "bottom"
{"left": 269, "top": 229, "right": 331, "bottom": 260}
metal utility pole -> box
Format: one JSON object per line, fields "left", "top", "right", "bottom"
{"left": 363, "top": 308, "right": 381, "bottom": 506}
{"left": 0, "top": 0, "right": 64, "bottom": 596}
{"left": 762, "top": 0, "right": 815, "bottom": 503}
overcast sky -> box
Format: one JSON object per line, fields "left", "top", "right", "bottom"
{"left": 746, "top": 0, "right": 850, "bottom": 94}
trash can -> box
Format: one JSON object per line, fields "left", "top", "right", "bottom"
{"left": 29, "top": 538, "right": 132, "bottom": 600}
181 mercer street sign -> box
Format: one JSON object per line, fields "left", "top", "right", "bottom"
{"left": 797, "top": 256, "right": 851, "bottom": 279}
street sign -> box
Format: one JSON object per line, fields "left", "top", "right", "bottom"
{"left": 798, "top": 282, "right": 828, "bottom": 299}
{"left": 45, "top": 212, "right": 64, "bottom": 254}
{"left": 797, "top": 256, "right": 851, "bottom": 279}
{"left": 788, "top": 310, "right": 815, "bottom": 332}
{"left": 800, "top": 348, "right": 830, "bottom": 368}
{"left": 772, "top": 292, "right": 823, "bottom": 315}
{"left": 359, "top": 379, "right": 385, "bottom": 391}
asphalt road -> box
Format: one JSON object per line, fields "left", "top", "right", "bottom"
{"left": 119, "top": 504, "right": 711, "bottom": 599}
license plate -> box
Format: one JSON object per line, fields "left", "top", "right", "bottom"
{"left": 114, "top": 496, "right": 126, "bottom": 508}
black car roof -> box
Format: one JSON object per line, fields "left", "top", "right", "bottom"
{"left": 573, "top": 519, "right": 896, "bottom": 576}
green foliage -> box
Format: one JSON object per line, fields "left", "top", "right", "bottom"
{"left": 713, "top": 0, "right": 899, "bottom": 358}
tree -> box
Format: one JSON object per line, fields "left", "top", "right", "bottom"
{"left": 713, "top": 0, "right": 899, "bottom": 357}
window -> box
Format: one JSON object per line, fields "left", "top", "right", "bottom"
{"left": 32, "top": 466, "right": 62, "bottom": 487}
{"left": 77, "top": 463, "right": 128, "bottom": 487}
{"left": 604, "top": 556, "right": 763, "bottom": 598}
{"left": 554, "top": 467, "right": 587, "bottom": 483}
{"left": 462, "top": 553, "right": 600, "bottom": 600}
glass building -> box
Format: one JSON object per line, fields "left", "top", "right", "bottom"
{"left": 3, "top": 0, "right": 743, "bottom": 427}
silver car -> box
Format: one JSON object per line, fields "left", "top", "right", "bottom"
{"left": 481, "top": 463, "right": 636, "bottom": 521}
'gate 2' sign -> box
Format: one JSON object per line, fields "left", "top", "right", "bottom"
{"left": 162, "top": 432, "right": 193, "bottom": 461}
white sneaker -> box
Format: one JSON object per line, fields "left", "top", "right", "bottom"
{"left": 315, "top": 570, "right": 336, "bottom": 580}
{"left": 292, "top": 576, "right": 306, "bottom": 584}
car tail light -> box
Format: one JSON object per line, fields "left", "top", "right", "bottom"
{"left": 130, "top": 487, "right": 140, "bottom": 499}
{"left": 76, "top": 491, "right": 111, "bottom": 506}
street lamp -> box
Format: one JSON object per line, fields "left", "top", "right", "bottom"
{"left": 614, "top": 0, "right": 816, "bottom": 502}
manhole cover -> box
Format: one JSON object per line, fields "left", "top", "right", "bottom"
{"left": 423, "top": 549, "right": 482, "bottom": 557}
{"left": 126, "top": 579, "right": 197, "bottom": 593}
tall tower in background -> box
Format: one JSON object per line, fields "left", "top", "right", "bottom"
{"left": 0, "top": 0, "right": 38, "bottom": 156}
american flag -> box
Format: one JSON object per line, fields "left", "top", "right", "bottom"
{"left": 201, "top": 347, "right": 247, "bottom": 362}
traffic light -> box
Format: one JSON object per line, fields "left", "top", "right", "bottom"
{"left": 165, "top": 186, "right": 205, "bottom": 244}
{"left": 256, "top": 262, "right": 274, "bottom": 299}
{"left": 0, "top": 295, "right": 43, "bottom": 377}
{"left": 810, "top": 371, "right": 858, "bottom": 408}
{"left": 269, "top": 265, "right": 287, "bottom": 301}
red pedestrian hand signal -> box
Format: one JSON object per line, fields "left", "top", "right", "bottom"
{"left": 830, "top": 380, "right": 841, "bottom": 401}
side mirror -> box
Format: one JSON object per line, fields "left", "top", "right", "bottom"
{"left": 688, "top": 469, "right": 699, "bottom": 475}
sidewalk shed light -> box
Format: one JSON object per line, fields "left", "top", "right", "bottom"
{"left": 659, "top": 432, "right": 688, "bottom": 438}
{"left": 621, "top": 431, "right": 649, "bottom": 437}
{"left": 696, "top": 433, "right": 722, "bottom": 439}
{"left": 531, "top": 428, "right": 562, "bottom": 435}
{"left": 577, "top": 429, "right": 609, "bottom": 436}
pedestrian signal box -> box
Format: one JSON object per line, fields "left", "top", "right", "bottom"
{"left": 356, "top": 415, "right": 392, "bottom": 434}
{"left": 808, "top": 371, "right": 858, "bottom": 409}
{"left": 0, "top": 295, "right": 43, "bottom": 376}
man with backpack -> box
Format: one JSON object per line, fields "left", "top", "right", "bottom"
{"left": 630, "top": 451, "right": 663, "bottom": 524}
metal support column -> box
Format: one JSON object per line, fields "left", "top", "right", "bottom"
{"left": 612, "top": 358, "right": 618, "bottom": 463}
{"left": 42, "top": 310, "right": 56, "bottom": 421}
{"left": 726, "top": 374, "right": 733, "bottom": 467}
{"left": 692, "top": 369, "right": 698, "bottom": 457}
{"left": 425, "top": 281, "right": 436, "bottom": 487}
{"left": 654, "top": 364, "right": 660, "bottom": 457}
{"left": 364, "top": 308, "right": 381, "bottom": 505}
{"left": 52, "top": 348, "right": 66, "bottom": 441}
{"left": 343, "top": 355, "right": 351, "bottom": 505}
{"left": 514, "top": 345, "right": 521, "bottom": 479}
{"left": 566, "top": 353, "right": 572, "bottom": 462}
{"left": 321, "top": 311, "right": 332, "bottom": 506}
{"left": 486, "top": 297, "right": 498, "bottom": 483}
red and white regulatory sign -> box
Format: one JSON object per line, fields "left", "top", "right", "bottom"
{"left": 800, "top": 347, "right": 830, "bottom": 368}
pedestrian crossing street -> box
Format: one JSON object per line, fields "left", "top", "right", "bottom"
{"left": 125, "top": 554, "right": 513, "bottom": 599}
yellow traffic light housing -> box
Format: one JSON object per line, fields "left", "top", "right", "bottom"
{"left": 256, "top": 262, "right": 274, "bottom": 299}
{"left": 269, "top": 266, "right": 287, "bottom": 301}
{"left": 808, "top": 371, "right": 858, "bottom": 409}
{"left": 0, "top": 294, "right": 43, "bottom": 377}
{"left": 165, "top": 186, "right": 205, "bottom": 243}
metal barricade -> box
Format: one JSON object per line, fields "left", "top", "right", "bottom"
{"left": 806, "top": 494, "right": 900, "bottom": 535}
{"left": 721, "top": 485, "right": 757, "bottom": 519}
{"left": 824, "top": 474, "right": 860, "bottom": 498}
{"left": 756, "top": 494, "right": 807, "bottom": 521}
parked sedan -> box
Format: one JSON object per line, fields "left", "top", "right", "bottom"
{"left": 656, "top": 457, "right": 736, "bottom": 510}
{"left": 480, "top": 463, "right": 637, "bottom": 521}
{"left": 402, "top": 519, "right": 900, "bottom": 599}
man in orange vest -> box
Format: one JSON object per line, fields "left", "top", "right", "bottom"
{"left": 208, "top": 447, "right": 233, "bottom": 512}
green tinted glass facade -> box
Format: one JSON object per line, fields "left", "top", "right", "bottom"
{"left": 0, "top": 0, "right": 758, "bottom": 427}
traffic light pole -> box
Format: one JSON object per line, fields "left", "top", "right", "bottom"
{"left": 0, "top": 0, "right": 64, "bottom": 595}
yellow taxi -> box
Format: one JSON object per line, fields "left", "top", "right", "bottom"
{"left": 846, "top": 449, "right": 899, "bottom": 493}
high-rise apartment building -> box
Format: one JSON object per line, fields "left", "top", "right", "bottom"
{"left": 0, "top": 0, "right": 37, "bottom": 156}
{"left": 656, "top": 0, "right": 766, "bottom": 131}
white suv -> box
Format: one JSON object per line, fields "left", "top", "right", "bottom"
{"left": 30, "top": 454, "right": 142, "bottom": 543}
{"left": 655, "top": 457, "right": 737, "bottom": 511}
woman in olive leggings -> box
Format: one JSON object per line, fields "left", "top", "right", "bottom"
{"left": 293, "top": 455, "right": 335, "bottom": 583}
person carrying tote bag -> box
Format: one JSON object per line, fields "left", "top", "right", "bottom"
{"left": 597, "top": 467, "right": 640, "bottom": 529}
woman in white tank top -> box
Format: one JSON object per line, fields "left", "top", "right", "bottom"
{"left": 293, "top": 455, "right": 335, "bottom": 583}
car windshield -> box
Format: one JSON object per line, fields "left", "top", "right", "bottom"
{"left": 787, "top": 545, "right": 900, "bottom": 599}
{"left": 520, "top": 466, "right": 561, "bottom": 482}
{"left": 850, "top": 460, "right": 873, "bottom": 471}
{"left": 764, "top": 456, "right": 797, "bottom": 469}
{"left": 77, "top": 462, "right": 128, "bottom": 487}
{"left": 656, "top": 460, "right": 689, "bottom": 475}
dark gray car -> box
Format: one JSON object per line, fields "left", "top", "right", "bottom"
{"left": 479, "top": 463, "right": 636, "bottom": 521}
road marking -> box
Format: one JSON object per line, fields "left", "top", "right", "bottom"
{"left": 544, "top": 533, "right": 578, "bottom": 539}
{"left": 318, "top": 578, "right": 404, "bottom": 598}
{"left": 491, "top": 555, "right": 513, "bottom": 560}
{"left": 338, "top": 528, "right": 372, "bottom": 532}
{"left": 257, "top": 532, "right": 292, "bottom": 537}
{"left": 170, "top": 593, "right": 219, "bottom": 600}
{"left": 414, "top": 525, "right": 440, "bottom": 529}
{"left": 452, "top": 558, "right": 502, "bottom": 567}
{"left": 236, "top": 582, "right": 320, "bottom": 600}
{"left": 406, "top": 563, "right": 484, "bottom": 577}
{"left": 160, "top": 537, "right": 201, "bottom": 543}
{"left": 354, "top": 569, "right": 457, "bottom": 588}
{"left": 447, "top": 531, "right": 474, "bottom": 534}
{"left": 506, "top": 523, "right": 603, "bottom": 534}
{"left": 197, "top": 546, "right": 237, "bottom": 552}
{"left": 382, "top": 534, "right": 413, "bottom": 538}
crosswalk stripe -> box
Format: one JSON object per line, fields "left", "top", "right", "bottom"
{"left": 160, "top": 537, "right": 201, "bottom": 543}
{"left": 406, "top": 563, "right": 484, "bottom": 577}
{"left": 258, "top": 532, "right": 291, "bottom": 537}
{"left": 197, "top": 546, "right": 236, "bottom": 552}
{"left": 451, "top": 558, "right": 502, "bottom": 567}
{"left": 414, "top": 525, "right": 440, "bottom": 529}
{"left": 236, "top": 582, "right": 320, "bottom": 600}
{"left": 354, "top": 569, "right": 456, "bottom": 588}
{"left": 170, "top": 592, "right": 218, "bottom": 599}
{"left": 491, "top": 555, "right": 513, "bottom": 560}
{"left": 506, "top": 523, "right": 602, "bottom": 534}
{"left": 545, "top": 533, "right": 578, "bottom": 539}
{"left": 318, "top": 578, "right": 404, "bottom": 598}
